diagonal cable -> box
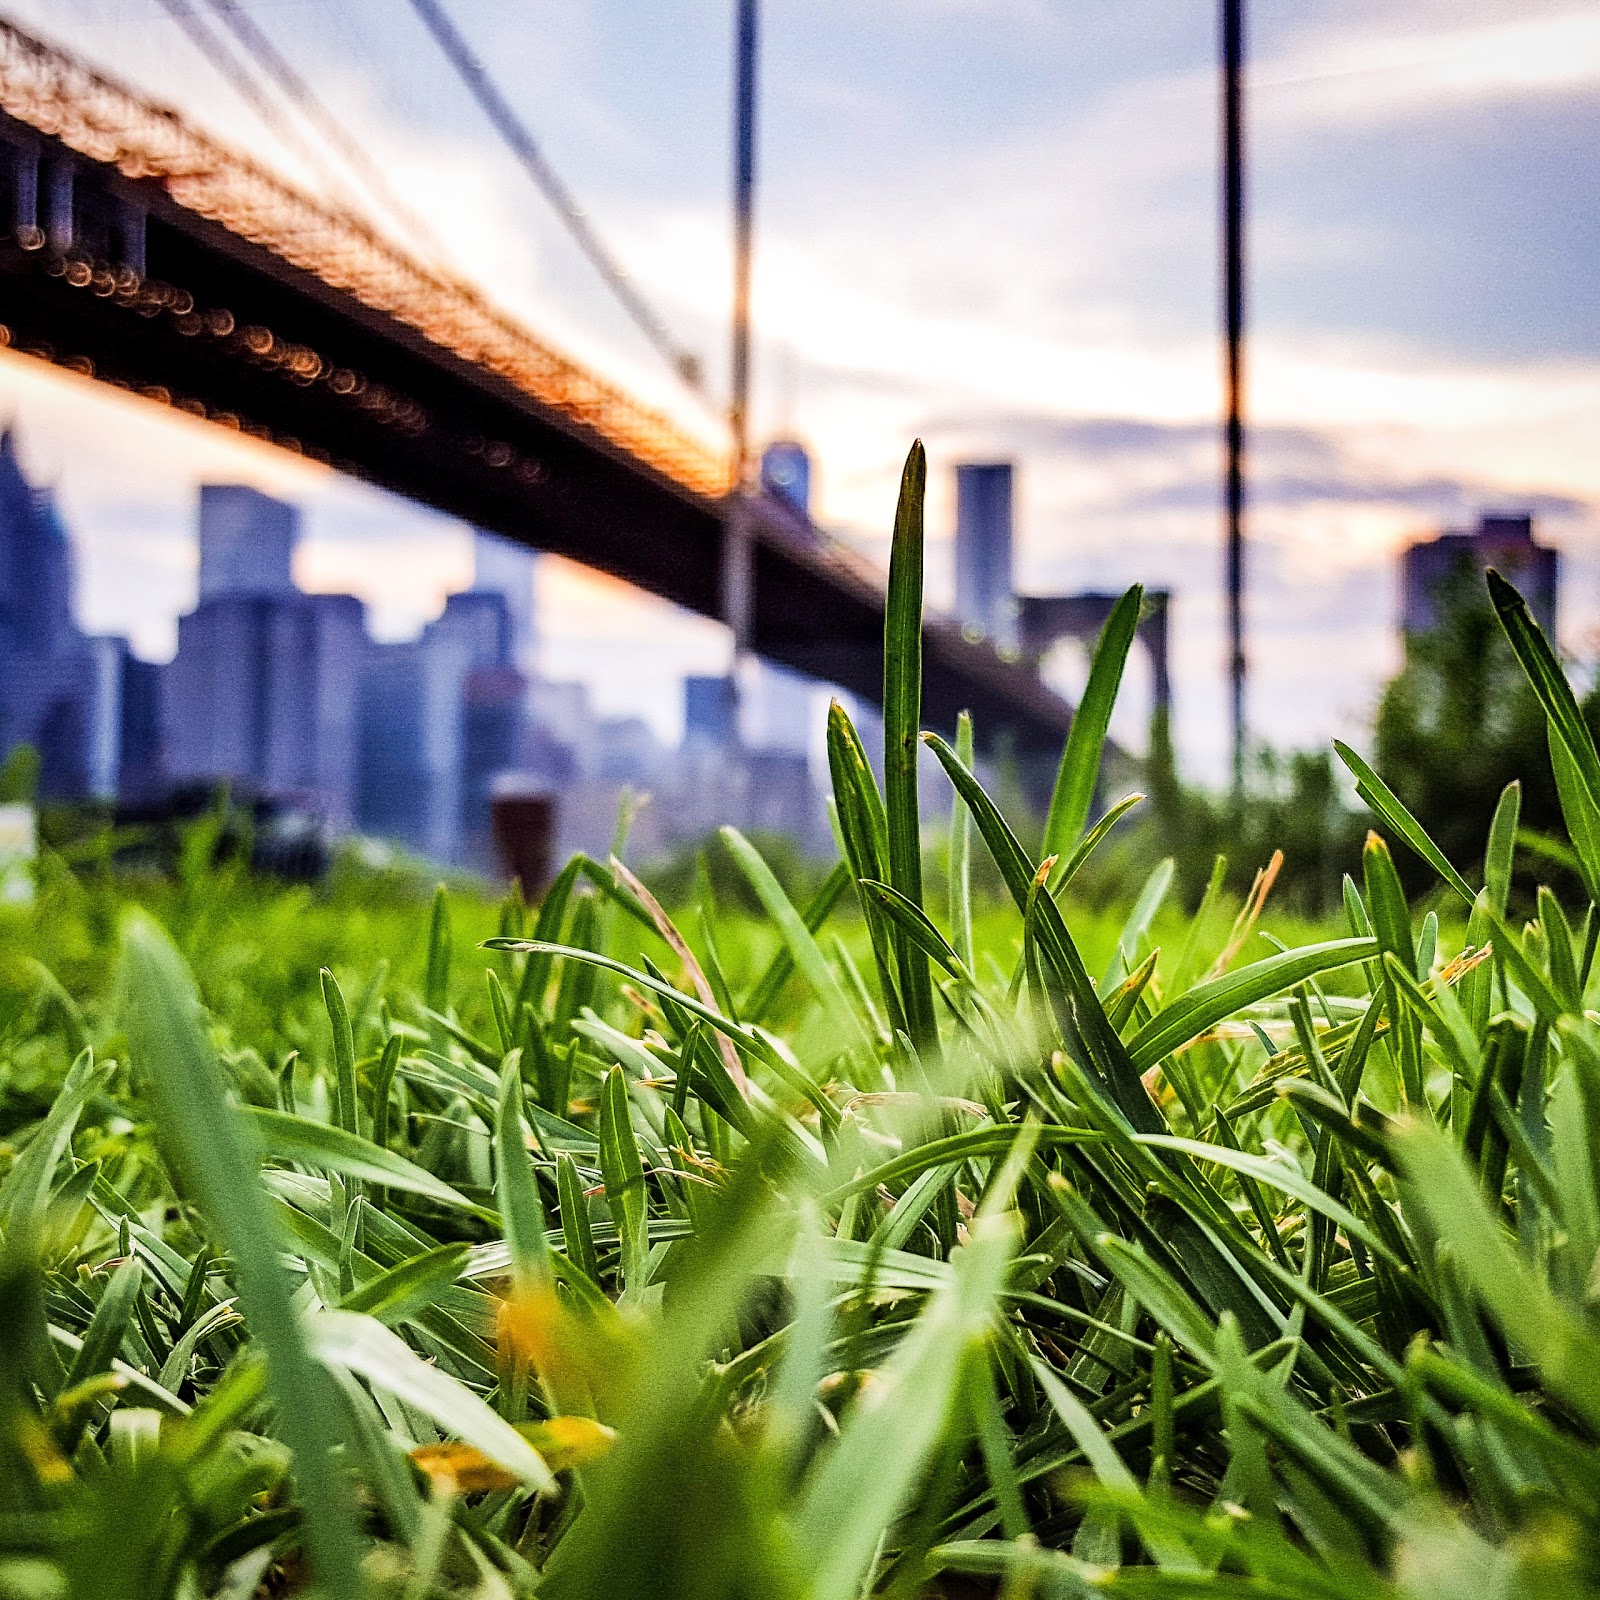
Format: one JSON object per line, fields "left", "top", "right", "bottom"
{"left": 195, "top": 0, "right": 452, "bottom": 269}
{"left": 152, "top": 0, "right": 362, "bottom": 208}
{"left": 402, "top": 0, "right": 703, "bottom": 392}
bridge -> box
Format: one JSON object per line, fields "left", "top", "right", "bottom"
{"left": 0, "top": 17, "right": 1075, "bottom": 758}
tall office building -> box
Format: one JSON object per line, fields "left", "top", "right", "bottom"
{"left": 743, "top": 660, "right": 814, "bottom": 758}
{"left": 165, "top": 487, "right": 366, "bottom": 821}
{"left": 954, "top": 461, "right": 1016, "bottom": 646}
{"left": 197, "top": 485, "right": 298, "bottom": 601}
{"left": 1401, "top": 512, "right": 1557, "bottom": 638}
{"left": 761, "top": 441, "right": 812, "bottom": 516}
{"left": 0, "top": 429, "right": 144, "bottom": 800}
{"left": 684, "top": 675, "right": 738, "bottom": 749}
{"left": 472, "top": 530, "right": 538, "bottom": 677}
{"left": 357, "top": 589, "right": 527, "bottom": 866}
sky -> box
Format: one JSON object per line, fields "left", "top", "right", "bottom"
{"left": 2, "top": 0, "right": 1597, "bottom": 783}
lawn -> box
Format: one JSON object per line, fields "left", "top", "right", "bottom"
{"left": 3, "top": 445, "right": 1598, "bottom": 1600}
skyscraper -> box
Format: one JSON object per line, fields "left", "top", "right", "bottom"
{"left": 165, "top": 487, "right": 365, "bottom": 821}
{"left": 0, "top": 429, "right": 139, "bottom": 800}
{"left": 954, "top": 462, "right": 1016, "bottom": 646}
{"left": 1401, "top": 513, "right": 1557, "bottom": 638}
{"left": 197, "top": 485, "right": 298, "bottom": 601}
{"left": 357, "top": 589, "right": 527, "bottom": 866}
{"left": 684, "top": 675, "right": 739, "bottom": 749}
{"left": 761, "top": 441, "right": 812, "bottom": 516}
{"left": 472, "top": 531, "right": 538, "bottom": 677}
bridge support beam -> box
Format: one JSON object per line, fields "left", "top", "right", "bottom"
{"left": 116, "top": 198, "right": 146, "bottom": 277}
{"left": 722, "top": 492, "right": 755, "bottom": 659}
{"left": 43, "top": 156, "right": 72, "bottom": 255}
{"left": 6, "top": 139, "right": 37, "bottom": 245}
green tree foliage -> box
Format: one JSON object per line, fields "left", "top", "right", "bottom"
{"left": 1140, "top": 707, "right": 1366, "bottom": 914}
{"left": 1373, "top": 555, "right": 1598, "bottom": 892}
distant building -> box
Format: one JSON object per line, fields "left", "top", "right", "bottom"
{"left": 1401, "top": 512, "right": 1557, "bottom": 637}
{"left": 954, "top": 461, "right": 1015, "bottom": 646}
{"left": 471, "top": 531, "right": 538, "bottom": 678}
{"left": 685, "top": 675, "right": 738, "bottom": 749}
{"left": 164, "top": 592, "right": 368, "bottom": 818}
{"left": 356, "top": 589, "right": 528, "bottom": 867}
{"left": 0, "top": 429, "right": 146, "bottom": 800}
{"left": 742, "top": 659, "right": 814, "bottom": 758}
{"left": 164, "top": 494, "right": 368, "bottom": 824}
{"left": 761, "top": 441, "right": 812, "bottom": 516}
{"left": 197, "top": 485, "right": 298, "bottom": 602}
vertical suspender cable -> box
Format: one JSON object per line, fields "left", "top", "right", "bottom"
{"left": 722, "top": 0, "right": 759, "bottom": 676}
{"left": 1223, "top": 0, "right": 1247, "bottom": 796}
{"left": 730, "top": 0, "right": 758, "bottom": 490}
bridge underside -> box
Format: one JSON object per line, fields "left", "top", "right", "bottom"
{"left": 0, "top": 111, "right": 1073, "bottom": 759}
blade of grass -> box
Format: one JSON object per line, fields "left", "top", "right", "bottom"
{"left": 949, "top": 710, "right": 975, "bottom": 971}
{"left": 312, "top": 1309, "right": 553, "bottom": 1490}
{"left": 243, "top": 1106, "right": 484, "bottom": 1212}
{"left": 496, "top": 1060, "right": 552, "bottom": 1295}
{"left": 0, "top": 1049, "right": 110, "bottom": 1233}
{"left": 796, "top": 1212, "right": 1016, "bottom": 1600}
{"left": 1125, "top": 939, "right": 1377, "bottom": 1073}
{"left": 1335, "top": 741, "right": 1475, "bottom": 908}
{"left": 922, "top": 728, "right": 1162, "bottom": 1134}
{"left": 744, "top": 861, "right": 852, "bottom": 1022}
{"left": 599, "top": 1066, "right": 649, "bottom": 1296}
{"left": 1490, "top": 568, "right": 1600, "bottom": 801}
{"left": 722, "top": 825, "right": 871, "bottom": 1053}
{"left": 424, "top": 883, "right": 452, "bottom": 1015}
{"left": 883, "top": 441, "right": 938, "bottom": 1050}
{"left": 1051, "top": 791, "right": 1145, "bottom": 896}
{"left": 1043, "top": 584, "right": 1143, "bottom": 864}
{"left": 118, "top": 912, "right": 365, "bottom": 1596}
{"left": 1396, "top": 1117, "right": 1600, "bottom": 1436}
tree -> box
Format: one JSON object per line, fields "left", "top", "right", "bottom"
{"left": 1374, "top": 558, "right": 1594, "bottom": 896}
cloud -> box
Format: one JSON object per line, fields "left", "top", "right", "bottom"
{"left": 13, "top": 0, "right": 1600, "bottom": 784}
{"left": 1257, "top": 10, "right": 1600, "bottom": 131}
{"left": 923, "top": 412, "right": 1590, "bottom": 518}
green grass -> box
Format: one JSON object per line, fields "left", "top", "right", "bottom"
{"left": 4, "top": 443, "right": 1600, "bottom": 1598}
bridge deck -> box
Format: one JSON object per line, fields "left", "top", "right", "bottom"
{"left": 0, "top": 18, "right": 1073, "bottom": 756}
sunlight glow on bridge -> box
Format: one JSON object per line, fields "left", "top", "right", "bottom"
{"left": 0, "top": 16, "right": 732, "bottom": 500}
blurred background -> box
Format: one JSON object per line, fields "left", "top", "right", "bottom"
{"left": 0, "top": 0, "right": 1594, "bottom": 896}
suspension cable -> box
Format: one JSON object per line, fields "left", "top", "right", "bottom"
{"left": 195, "top": 0, "right": 452, "bottom": 268}
{"left": 152, "top": 0, "right": 362, "bottom": 210}
{"left": 401, "top": 0, "right": 704, "bottom": 392}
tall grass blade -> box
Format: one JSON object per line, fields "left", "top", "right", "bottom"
{"left": 796, "top": 1213, "right": 1015, "bottom": 1600}
{"left": 923, "top": 730, "right": 1162, "bottom": 1132}
{"left": 950, "top": 709, "right": 975, "bottom": 970}
{"left": 1335, "top": 740, "right": 1475, "bottom": 907}
{"left": 312, "top": 1310, "right": 553, "bottom": 1490}
{"left": 1043, "top": 584, "right": 1142, "bottom": 864}
{"left": 883, "top": 441, "right": 939, "bottom": 1049}
{"left": 721, "top": 825, "right": 869, "bottom": 1051}
{"left": 1396, "top": 1117, "right": 1600, "bottom": 1435}
{"left": 496, "top": 1060, "right": 551, "bottom": 1294}
{"left": 424, "top": 883, "right": 452, "bottom": 1014}
{"left": 1125, "top": 938, "right": 1377, "bottom": 1073}
{"left": 599, "top": 1066, "right": 649, "bottom": 1294}
{"left": 118, "top": 912, "right": 365, "bottom": 1597}
{"left": 0, "top": 1049, "right": 109, "bottom": 1233}
{"left": 243, "top": 1107, "right": 481, "bottom": 1211}
{"left": 1489, "top": 569, "right": 1600, "bottom": 800}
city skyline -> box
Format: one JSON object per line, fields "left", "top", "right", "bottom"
{"left": 0, "top": 432, "right": 830, "bottom": 866}
{"left": 0, "top": 0, "right": 1595, "bottom": 781}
